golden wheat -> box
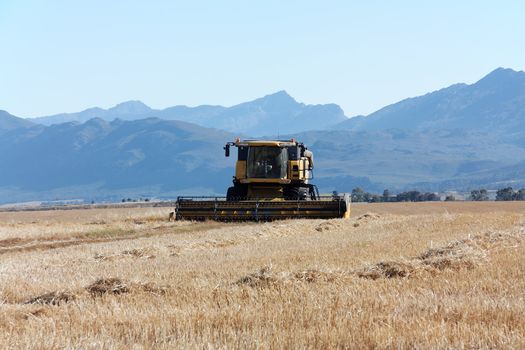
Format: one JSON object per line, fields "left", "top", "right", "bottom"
{"left": 0, "top": 202, "right": 524, "bottom": 348}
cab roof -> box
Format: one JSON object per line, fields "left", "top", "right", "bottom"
{"left": 235, "top": 139, "right": 299, "bottom": 147}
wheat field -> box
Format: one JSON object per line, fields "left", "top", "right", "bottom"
{"left": 0, "top": 202, "right": 524, "bottom": 349}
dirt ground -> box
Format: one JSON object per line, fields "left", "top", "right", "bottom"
{"left": 0, "top": 202, "right": 524, "bottom": 348}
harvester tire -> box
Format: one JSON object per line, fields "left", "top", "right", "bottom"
{"left": 226, "top": 185, "right": 247, "bottom": 201}
{"left": 284, "top": 186, "right": 308, "bottom": 200}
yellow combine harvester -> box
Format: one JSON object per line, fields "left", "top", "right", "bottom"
{"left": 174, "top": 139, "right": 350, "bottom": 221}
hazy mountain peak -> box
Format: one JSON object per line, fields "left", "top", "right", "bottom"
{"left": 0, "top": 110, "right": 14, "bottom": 117}
{"left": 108, "top": 100, "right": 152, "bottom": 115}
{"left": 475, "top": 67, "right": 525, "bottom": 86}
{"left": 0, "top": 110, "right": 35, "bottom": 131}
{"left": 267, "top": 90, "right": 292, "bottom": 98}
{"left": 83, "top": 107, "right": 105, "bottom": 113}
{"left": 259, "top": 90, "right": 296, "bottom": 104}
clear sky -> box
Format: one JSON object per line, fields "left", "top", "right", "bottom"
{"left": 1, "top": 1, "right": 525, "bottom": 118}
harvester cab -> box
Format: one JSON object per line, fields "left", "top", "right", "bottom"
{"left": 223, "top": 139, "right": 319, "bottom": 201}
{"left": 174, "top": 139, "right": 350, "bottom": 221}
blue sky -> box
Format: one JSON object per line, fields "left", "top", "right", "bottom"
{"left": 1, "top": 1, "right": 524, "bottom": 118}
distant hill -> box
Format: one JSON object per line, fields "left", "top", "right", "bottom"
{"left": 0, "top": 110, "right": 35, "bottom": 132}
{"left": 293, "top": 127, "right": 525, "bottom": 192}
{"left": 337, "top": 68, "right": 525, "bottom": 137}
{"left": 3, "top": 117, "right": 525, "bottom": 203}
{"left": 31, "top": 91, "right": 347, "bottom": 136}
{"left": 0, "top": 118, "right": 236, "bottom": 202}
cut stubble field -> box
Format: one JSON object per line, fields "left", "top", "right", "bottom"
{"left": 0, "top": 202, "right": 524, "bottom": 348}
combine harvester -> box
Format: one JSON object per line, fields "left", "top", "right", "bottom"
{"left": 174, "top": 139, "right": 350, "bottom": 221}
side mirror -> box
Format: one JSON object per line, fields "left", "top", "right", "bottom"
{"left": 304, "top": 150, "right": 314, "bottom": 169}
{"left": 224, "top": 144, "right": 230, "bottom": 157}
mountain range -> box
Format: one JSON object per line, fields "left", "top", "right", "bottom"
{"left": 337, "top": 68, "right": 525, "bottom": 137}
{"left": 2, "top": 67, "right": 525, "bottom": 203}
{"left": 31, "top": 91, "right": 347, "bottom": 136}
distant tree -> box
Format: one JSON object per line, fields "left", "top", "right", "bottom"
{"left": 515, "top": 189, "right": 525, "bottom": 201}
{"left": 445, "top": 195, "right": 456, "bottom": 201}
{"left": 395, "top": 192, "right": 408, "bottom": 202}
{"left": 496, "top": 187, "right": 515, "bottom": 201}
{"left": 409, "top": 191, "right": 421, "bottom": 201}
{"left": 395, "top": 191, "right": 440, "bottom": 202}
{"left": 383, "top": 189, "right": 390, "bottom": 202}
{"left": 369, "top": 194, "right": 383, "bottom": 203}
{"left": 396, "top": 191, "right": 421, "bottom": 202}
{"left": 351, "top": 187, "right": 367, "bottom": 202}
{"left": 470, "top": 189, "right": 489, "bottom": 201}
{"left": 419, "top": 192, "right": 440, "bottom": 201}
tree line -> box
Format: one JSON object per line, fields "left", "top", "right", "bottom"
{"left": 469, "top": 187, "right": 525, "bottom": 201}
{"left": 350, "top": 188, "right": 440, "bottom": 203}
{"left": 350, "top": 187, "right": 525, "bottom": 203}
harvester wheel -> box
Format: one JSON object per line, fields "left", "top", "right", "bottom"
{"left": 284, "top": 186, "right": 308, "bottom": 200}
{"left": 226, "top": 185, "right": 247, "bottom": 201}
